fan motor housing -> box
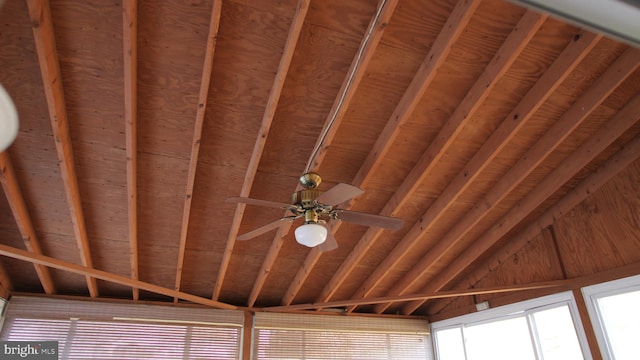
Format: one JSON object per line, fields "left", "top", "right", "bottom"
{"left": 291, "top": 189, "right": 322, "bottom": 208}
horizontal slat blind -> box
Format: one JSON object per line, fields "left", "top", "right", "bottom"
{"left": 3, "top": 296, "right": 243, "bottom": 325}
{"left": 254, "top": 312, "right": 432, "bottom": 359}
{"left": 1, "top": 296, "right": 244, "bottom": 359}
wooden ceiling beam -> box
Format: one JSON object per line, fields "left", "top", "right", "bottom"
{"left": 266, "top": 280, "right": 569, "bottom": 312}
{"left": 0, "top": 243, "right": 238, "bottom": 310}
{"left": 429, "top": 132, "right": 640, "bottom": 316}
{"left": 173, "top": 0, "right": 223, "bottom": 302}
{"left": 26, "top": 0, "right": 98, "bottom": 297}
{"left": 0, "top": 232, "right": 13, "bottom": 297}
{"left": 282, "top": 0, "right": 481, "bottom": 306}
{"left": 401, "top": 88, "right": 640, "bottom": 315}
{"left": 318, "top": 9, "right": 546, "bottom": 306}
{"left": 345, "top": 30, "right": 600, "bottom": 312}
{"left": 122, "top": 0, "right": 139, "bottom": 301}
{"left": 428, "top": 261, "right": 640, "bottom": 321}
{"left": 280, "top": 0, "right": 402, "bottom": 306}
{"left": 0, "top": 151, "right": 56, "bottom": 294}
{"left": 0, "top": 266, "right": 10, "bottom": 299}
{"left": 212, "top": 0, "right": 310, "bottom": 301}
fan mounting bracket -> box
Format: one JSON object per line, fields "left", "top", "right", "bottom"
{"left": 299, "top": 172, "right": 322, "bottom": 189}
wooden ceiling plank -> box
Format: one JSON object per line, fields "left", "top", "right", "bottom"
{"left": 280, "top": 0, "right": 402, "bottom": 306}
{"left": 319, "top": 9, "right": 546, "bottom": 306}
{"left": 122, "top": 0, "right": 139, "bottom": 301}
{"left": 282, "top": 0, "right": 481, "bottom": 306}
{"left": 401, "top": 88, "right": 640, "bottom": 315}
{"left": 26, "top": 0, "right": 99, "bottom": 297}
{"left": 268, "top": 280, "right": 570, "bottom": 311}
{"left": 212, "top": 0, "right": 311, "bottom": 301}
{"left": 0, "top": 151, "right": 56, "bottom": 294}
{"left": 0, "top": 243, "right": 238, "bottom": 310}
{"left": 345, "top": 30, "right": 600, "bottom": 312}
{"left": 431, "top": 132, "right": 640, "bottom": 316}
{"left": 173, "top": 0, "right": 223, "bottom": 303}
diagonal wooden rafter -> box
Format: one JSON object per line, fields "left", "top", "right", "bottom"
{"left": 0, "top": 151, "right": 56, "bottom": 294}
{"left": 320, "top": 11, "right": 546, "bottom": 301}
{"left": 173, "top": 0, "right": 223, "bottom": 302}
{"left": 267, "top": 280, "right": 570, "bottom": 312}
{"left": 252, "top": 0, "right": 402, "bottom": 307}
{"left": 377, "top": 48, "right": 640, "bottom": 314}
{"left": 429, "top": 132, "right": 640, "bottom": 316}
{"left": 122, "top": 0, "right": 139, "bottom": 301}
{"left": 212, "top": 0, "right": 311, "bottom": 301}
{"left": 302, "top": 0, "right": 400, "bottom": 175}
{"left": 281, "top": 0, "right": 481, "bottom": 306}
{"left": 0, "top": 243, "right": 238, "bottom": 310}
{"left": 243, "top": 0, "right": 323, "bottom": 307}
{"left": 402, "top": 91, "right": 640, "bottom": 315}
{"left": 344, "top": 30, "right": 600, "bottom": 312}
{"left": 26, "top": 0, "right": 99, "bottom": 297}
{"left": 373, "top": 48, "right": 640, "bottom": 314}
{"left": 279, "top": 0, "right": 403, "bottom": 307}
{"left": 376, "top": 50, "right": 638, "bottom": 313}
{"left": 269, "top": 260, "right": 640, "bottom": 313}
{"left": 238, "top": 0, "right": 403, "bottom": 307}
{"left": 318, "top": 9, "right": 547, "bottom": 306}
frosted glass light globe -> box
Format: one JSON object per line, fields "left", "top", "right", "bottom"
{"left": 0, "top": 85, "right": 18, "bottom": 152}
{"left": 294, "top": 223, "right": 327, "bottom": 247}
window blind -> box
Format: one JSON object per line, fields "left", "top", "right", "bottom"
{"left": 253, "top": 312, "right": 432, "bottom": 360}
{"left": 0, "top": 296, "right": 244, "bottom": 359}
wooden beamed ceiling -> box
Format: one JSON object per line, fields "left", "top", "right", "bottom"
{"left": 0, "top": 0, "right": 638, "bottom": 318}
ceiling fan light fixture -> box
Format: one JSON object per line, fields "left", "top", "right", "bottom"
{"left": 294, "top": 223, "right": 327, "bottom": 247}
{"left": 0, "top": 84, "right": 18, "bottom": 152}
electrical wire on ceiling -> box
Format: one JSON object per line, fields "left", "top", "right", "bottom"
{"left": 304, "top": 0, "right": 389, "bottom": 174}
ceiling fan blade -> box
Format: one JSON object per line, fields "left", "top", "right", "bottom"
{"left": 318, "top": 225, "right": 338, "bottom": 252}
{"left": 226, "top": 196, "right": 291, "bottom": 209}
{"left": 315, "top": 183, "right": 364, "bottom": 206}
{"left": 237, "top": 218, "right": 289, "bottom": 241}
{"left": 337, "top": 210, "right": 404, "bottom": 230}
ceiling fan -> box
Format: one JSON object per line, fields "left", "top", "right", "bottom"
{"left": 227, "top": 173, "right": 403, "bottom": 251}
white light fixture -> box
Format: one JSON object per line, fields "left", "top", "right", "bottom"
{"left": 0, "top": 84, "right": 18, "bottom": 152}
{"left": 294, "top": 223, "right": 327, "bottom": 247}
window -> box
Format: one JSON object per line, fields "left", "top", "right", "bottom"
{"left": 432, "top": 292, "right": 591, "bottom": 360}
{"left": 253, "top": 311, "right": 432, "bottom": 359}
{"left": 582, "top": 274, "right": 640, "bottom": 360}
{"left": 0, "top": 296, "right": 245, "bottom": 359}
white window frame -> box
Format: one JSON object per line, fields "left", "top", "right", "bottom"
{"left": 581, "top": 274, "right": 640, "bottom": 360}
{"left": 431, "top": 291, "right": 592, "bottom": 360}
